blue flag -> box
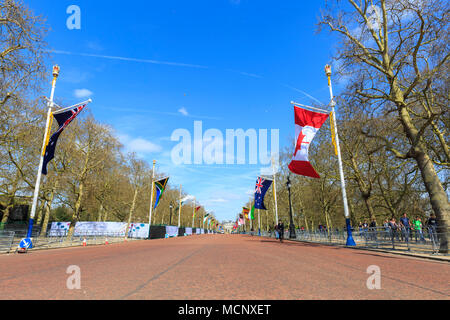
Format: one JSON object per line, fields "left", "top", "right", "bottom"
{"left": 254, "top": 177, "right": 273, "bottom": 210}
{"left": 42, "top": 103, "right": 87, "bottom": 175}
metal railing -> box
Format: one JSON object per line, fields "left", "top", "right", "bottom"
{"left": 0, "top": 231, "right": 16, "bottom": 253}
{"left": 253, "top": 227, "right": 449, "bottom": 255}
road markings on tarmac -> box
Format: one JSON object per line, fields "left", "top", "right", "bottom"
{"left": 120, "top": 247, "right": 205, "bottom": 300}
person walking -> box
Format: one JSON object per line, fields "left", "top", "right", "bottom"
{"left": 274, "top": 224, "right": 279, "bottom": 240}
{"left": 413, "top": 217, "right": 425, "bottom": 243}
{"left": 277, "top": 220, "right": 285, "bottom": 243}
{"left": 369, "top": 218, "right": 377, "bottom": 241}
{"left": 400, "top": 213, "right": 412, "bottom": 250}
{"left": 426, "top": 214, "right": 438, "bottom": 247}
{"left": 388, "top": 217, "right": 399, "bottom": 247}
{"left": 383, "top": 219, "right": 390, "bottom": 240}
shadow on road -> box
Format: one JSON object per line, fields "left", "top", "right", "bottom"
{"left": 253, "top": 239, "right": 331, "bottom": 248}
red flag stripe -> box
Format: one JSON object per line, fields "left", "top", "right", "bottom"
{"left": 294, "top": 106, "right": 329, "bottom": 129}
{"left": 288, "top": 161, "right": 321, "bottom": 179}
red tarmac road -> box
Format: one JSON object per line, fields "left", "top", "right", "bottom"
{"left": 0, "top": 234, "right": 449, "bottom": 300}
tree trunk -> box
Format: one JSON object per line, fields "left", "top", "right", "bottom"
{"left": 125, "top": 189, "right": 138, "bottom": 240}
{"left": 97, "top": 204, "right": 104, "bottom": 222}
{"left": 0, "top": 203, "right": 13, "bottom": 228}
{"left": 363, "top": 196, "right": 376, "bottom": 221}
{"left": 66, "top": 182, "right": 84, "bottom": 242}
{"left": 40, "top": 187, "right": 56, "bottom": 238}
{"left": 394, "top": 96, "right": 449, "bottom": 253}
{"left": 414, "top": 149, "right": 449, "bottom": 253}
{"left": 36, "top": 199, "right": 46, "bottom": 226}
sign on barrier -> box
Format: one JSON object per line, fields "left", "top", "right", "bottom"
{"left": 129, "top": 223, "right": 149, "bottom": 238}
{"left": 49, "top": 222, "right": 150, "bottom": 238}
{"left": 166, "top": 226, "right": 179, "bottom": 238}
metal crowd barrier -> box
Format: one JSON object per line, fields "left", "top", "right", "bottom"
{"left": 0, "top": 231, "right": 16, "bottom": 253}
{"left": 254, "top": 227, "right": 448, "bottom": 255}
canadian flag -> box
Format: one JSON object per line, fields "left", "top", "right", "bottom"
{"left": 288, "top": 106, "right": 329, "bottom": 179}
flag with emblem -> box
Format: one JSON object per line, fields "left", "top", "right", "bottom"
{"left": 254, "top": 177, "right": 273, "bottom": 210}
{"left": 153, "top": 177, "right": 169, "bottom": 209}
{"left": 42, "top": 102, "right": 88, "bottom": 175}
{"left": 288, "top": 106, "right": 329, "bottom": 178}
{"left": 242, "top": 207, "right": 250, "bottom": 220}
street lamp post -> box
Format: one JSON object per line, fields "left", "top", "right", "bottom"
{"left": 286, "top": 175, "right": 296, "bottom": 239}
{"left": 169, "top": 204, "right": 173, "bottom": 226}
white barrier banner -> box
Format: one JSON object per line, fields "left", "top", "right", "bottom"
{"left": 166, "top": 226, "right": 179, "bottom": 237}
{"left": 49, "top": 222, "right": 149, "bottom": 237}
{"left": 49, "top": 222, "right": 71, "bottom": 236}
{"left": 185, "top": 227, "right": 193, "bottom": 235}
{"left": 74, "top": 222, "right": 127, "bottom": 236}
{"left": 129, "top": 223, "right": 149, "bottom": 238}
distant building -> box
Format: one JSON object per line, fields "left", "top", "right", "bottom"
{"left": 222, "top": 221, "right": 235, "bottom": 234}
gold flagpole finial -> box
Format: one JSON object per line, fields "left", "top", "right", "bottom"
{"left": 325, "top": 65, "right": 332, "bottom": 87}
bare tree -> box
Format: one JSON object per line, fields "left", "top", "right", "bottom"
{"left": 319, "top": 0, "right": 449, "bottom": 253}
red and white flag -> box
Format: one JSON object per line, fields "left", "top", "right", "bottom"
{"left": 288, "top": 106, "right": 329, "bottom": 178}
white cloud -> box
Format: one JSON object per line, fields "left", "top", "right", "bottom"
{"left": 129, "top": 138, "right": 162, "bottom": 153}
{"left": 181, "top": 195, "right": 196, "bottom": 203}
{"left": 207, "top": 198, "right": 228, "bottom": 203}
{"left": 74, "top": 89, "right": 93, "bottom": 99}
{"left": 178, "top": 107, "right": 189, "bottom": 116}
{"left": 118, "top": 134, "right": 162, "bottom": 154}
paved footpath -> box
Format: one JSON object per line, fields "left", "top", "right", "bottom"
{"left": 0, "top": 235, "right": 448, "bottom": 300}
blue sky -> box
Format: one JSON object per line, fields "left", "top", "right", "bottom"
{"left": 27, "top": 0, "right": 342, "bottom": 222}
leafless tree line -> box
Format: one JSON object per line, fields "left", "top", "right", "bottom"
{"left": 0, "top": 0, "right": 212, "bottom": 239}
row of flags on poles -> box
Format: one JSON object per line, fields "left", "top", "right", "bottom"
{"left": 235, "top": 176, "right": 274, "bottom": 229}
{"left": 41, "top": 104, "right": 330, "bottom": 227}
{"left": 38, "top": 70, "right": 332, "bottom": 234}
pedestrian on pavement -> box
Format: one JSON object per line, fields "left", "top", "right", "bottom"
{"left": 274, "top": 224, "right": 279, "bottom": 240}
{"left": 383, "top": 219, "right": 390, "bottom": 240}
{"left": 426, "top": 213, "right": 438, "bottom": 245}
{"left": 369, "top": 218, "right": 377, "bottom": 241}
{"left": 400, "top": 213, "right": 412, "bottom": 248}
{"left": 389, "top": 217, "right": 399, "bottom": 243}
{"left": 277, "top": 220, "right": 285, "bottom": 243}
{"left": 413, "top": 217, "right": 425, "bottom": 243}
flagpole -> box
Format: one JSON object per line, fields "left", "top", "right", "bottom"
{"left": 272, "top": 156, "right": 279, "bottom": 225}
{"left": 192, "top": 198, "right": 195, "bottom": 229}
{"left": 27, "top": 66, "right": 60, "bottom": 241}
{"left": 290, "top": 101, "right": 330, "bottom": 114}
{"left": 325, "top": 65, "right": 356, "bottom": 247}
{"left": 148, "top": 160, "right": 156, "bottom": 239}
{"left": 258, "top": 209, "right": 261, "bottom": 236}
{"left": 178, "top": 185, "right": 182, "bottom": 228}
